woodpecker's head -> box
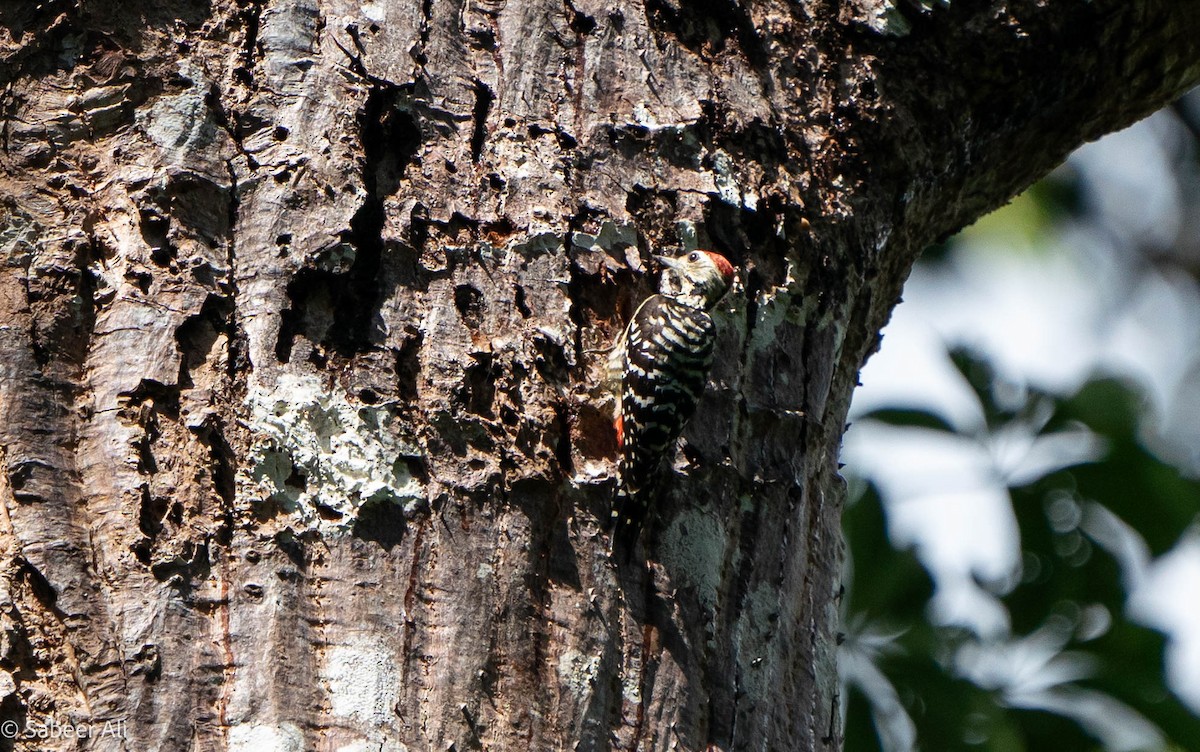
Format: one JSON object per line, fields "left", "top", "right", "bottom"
{"left": 655, "top": 250, "right": 736, "bottom": 309}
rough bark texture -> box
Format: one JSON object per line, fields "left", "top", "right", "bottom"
{"left": 0, "top": 0, "right": 1198, "bottom": 750}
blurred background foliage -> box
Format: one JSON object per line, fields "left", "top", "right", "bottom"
{"left": 840, "top": 93, "right": 1200, "bottom": 751}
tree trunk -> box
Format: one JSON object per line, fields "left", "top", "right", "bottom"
{"left": 0, "top": 0, "right": 1197, "bottom": 750}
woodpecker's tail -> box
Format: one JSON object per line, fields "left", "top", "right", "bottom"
{"left": 609, "top": 460, "right": 658, "bottom": 557}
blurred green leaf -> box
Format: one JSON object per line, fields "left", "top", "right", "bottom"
{"left": 843, "top": 369, "right": 1200, "bottom": 751}
{"left": 855, "top": 408, "right": 958, "bottom": 433}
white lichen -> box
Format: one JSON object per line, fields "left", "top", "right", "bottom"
{"left": 335, "top": 742, "right": 410, "bottom": 752}
{"left": 323, "top": 641, "right": 400, "bottom": 726}
{"left": 228, "top": 723, "right": 305, "bottom": 752}
{"left": 570, "top": 222, "right": 638, "bottom": 256}
{"left": 557, "top": 648, "right": 601, "bottom": 699}
{"left": 244, "top": 373, "right": 425, "bottom": 533}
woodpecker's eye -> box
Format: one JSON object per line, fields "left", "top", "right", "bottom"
{"left": 687, "top": 251, "right": 700, "bottom": 262}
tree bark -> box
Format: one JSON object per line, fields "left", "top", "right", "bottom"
{"left": 0, "top": 0, "right": 1197, "bottom": 750}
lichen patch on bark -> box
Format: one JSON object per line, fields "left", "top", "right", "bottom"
{"left": 244, "top": 373, "right": 426, "bottom": 532}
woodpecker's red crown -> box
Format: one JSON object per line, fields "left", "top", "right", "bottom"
{"left": 702, "top": 251, "right": 735, "bottom": 284}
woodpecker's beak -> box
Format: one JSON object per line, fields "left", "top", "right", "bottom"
{"left": 654, "top": 254, "right": 683, "bottom": 270}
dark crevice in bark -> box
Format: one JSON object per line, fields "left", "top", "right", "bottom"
{"left": 175, "top": 294, "right": 232, "bottom": 388}
{"left": 395, "top": 329, "right": 424, "bottom": 401}
{"left": 413, "top": 0, "right": 433, "bottom": 67}
{"left": 23, "top": 234, "right": 96, "bottom": 371}
{"left": 697, "top": 100, "right": 788, "bottom": 169}
{"left": 470, "top": 79, "right": 493, "bottom": 163}
{"left": 563, "top": 214, "right": 588, "bottom": 369}
{"left": 16, "top": 558, "right": 67, "bottom": 620}
{"left": 532, "top": 331, "right": 571, "bottom": 386}
{"left": 631, "top": 621, "right": 654, "bottom": 749}
{"left": 607, "top": 122, "right": 704, "bottom": 170}
{"left": 551, "top": 401, "right": 574, "bottom": 477}
{"left": 351, "top": 497, "right": 408, "bottom": 551}
{"left": 276, "top": 87, "right": 421, "bottom": 360}
{"left": 137, "top": 485, "right": 169, "bottom": 542}
{"left": 567, "top": 3, "right": 597, "bottom": 35}
{"left": 397, "top": 520, "right": 426, "bottom": 714}
{"left": 642, "top": 0, "right": 767, "bottom": 68}
{"left": 454, "top": 283, "right": 485, "bottom": 329}
{"left": 120, "top": 379, "right": 181, "bottom": 420}
{"left": 233, "top": 0, "right": 264, "bottom": 87}
{"left": 199, "top": 422, "right": 237, "bottom": 512}
{"left": 513, "top": 284, "right": 532, "bottom": 318}
{"left": 0, "top": 0, "right": 79, "bottom": 88}
{"left": 131, "top": 416, "right": 160, "bottom": 474}
{"left": 460, "top": 352, "right": 497, "bottom": 417}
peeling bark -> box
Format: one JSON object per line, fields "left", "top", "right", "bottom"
{"left": 0, "top": 0, "right": 1198, "bottom": 750}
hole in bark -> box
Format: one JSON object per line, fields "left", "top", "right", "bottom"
{"left": 120, "top": 379, "right": 181, "bottom": 419}
{"left": 149, "top": 245, "right": 174, "bottom": 266}
{"left": 176, "top": 294, "right": 232, "bottom": 388}
{"left": 284, "top": 464, "right": 308, "bottom": 491}
{"left": 274, "top": 85, "right": 422, "bottom": 361}
{"left": 315, "top": 501, "right": 344, "bottom": 520}
{"left": 553, "top": 402, "right": 574, "bottom": 475}
{"left": 454, "top": 284, "right": 485, "bottom": 329}
{"left": 352, "top": 497, "right": 407, "bottom": 551}
{"left": 196, "top": 422, "right": 236, "bottom": 507}
{"left": 395, "top": 330, "right": 423, "bottom": 401}
{"left": 126, "top": 268, "right": 152, "bottom": 294}
{"left": 500, "top": 404, "right": 519, "bottom": 426}
{"left": 569, "top": 8, "right": 597, "bottom": 34}
{"left": 533, "top": 333, "right": 570, "bottom": 385}
{"left": 132, "top": 541, "right": 152, "bottom": 566}
{"left": 133, "top": 426, "right": 159, "bottom": 474}
{"left": 528, "top": 122, "right": 577, "bottom": 148}
{"left": 129, "top": 643, "right": 162, "bottom": 682}
{"left": 643, "top": 0, "right": 767, "bottom": 67}
{"left": 274, "top": 530, "right": 306, "bottom": 569}
{"left": 702, "top": 199, "right": 777, "bottom": 276}
{"left": 470, "top": 79, "right": 493, "bottom": 162}
{"left": 514, "top": 284, "right": 532, "bottom": 318}
{"left": 138, "top": 206, "right": 170, "bottom": 260}
{"left": 468, "top": 26, "right": 497, "bottom": 50}
{"left": 150, "top": 541, "right": 212, "bottom": 586}
{"left": 462, "top": 352, "right": 498, "bottom": 417}
{"left": 138, "top": 486, "right": 168, "bottom": 537}
{"left": 573, "top": 402, "right": 619, "bottom": 460}
{"left": 556, "top": 129, "right": 578, "bottom": 149}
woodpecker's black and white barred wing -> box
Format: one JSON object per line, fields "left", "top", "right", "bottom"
{"left": 611, "top": 294, "right": 716, "bottom": 547}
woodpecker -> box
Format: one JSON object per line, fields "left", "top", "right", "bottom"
{"left": 609, "top": 249, "right": 735, "bottom": 550}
